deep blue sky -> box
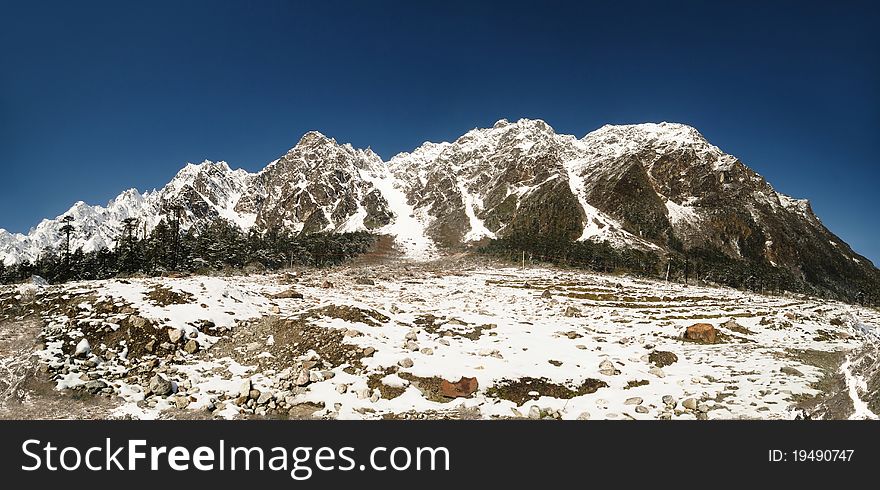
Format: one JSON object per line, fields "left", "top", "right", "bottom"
{"left": 1, "top": 1, "right": 878, "bottom": 262}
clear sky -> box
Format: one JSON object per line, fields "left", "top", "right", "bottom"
{"left": 1, "top": 1, "right": 878, "bottom": 263}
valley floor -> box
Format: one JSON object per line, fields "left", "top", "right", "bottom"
{"left": 1, "top": 257, "right": 879, "bottom": 420}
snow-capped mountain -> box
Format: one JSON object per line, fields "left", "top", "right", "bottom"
{"left": 2, "top": 118, "right": 877, "bottom": 298}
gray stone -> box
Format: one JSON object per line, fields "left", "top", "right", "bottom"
{"left": 237, "top": 379, "right": 252, "bottom": 398}
{"left": 599, "top": 359, "right": 618, "bottom": 376}
{"left": 398, "top": 358, "right": 414, "bottom": 368}
{"left": 149, "top": 374, "right": 174, "bottom": 397}
{"left": 294, "top": 370, "right": 310, "bottom": 387}
{"left": 84, "top": 379, "right": 107, "bottom": 393}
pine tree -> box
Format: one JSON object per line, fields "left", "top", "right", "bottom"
{"left": 119, "top": 217, "right": 140, "bottom": 272}
{"left": 59, "top": 215, "right": 75, "bottom": 271}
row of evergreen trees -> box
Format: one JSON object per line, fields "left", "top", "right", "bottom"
{"left": 0, "top": 216, "right": 377, "bottom": 285}
{"left": 478, "top": 234, "right": 877, "bottom": 306}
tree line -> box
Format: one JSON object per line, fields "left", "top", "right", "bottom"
{"left": 478, "top": 234, "right": 879, "bottom": 306}
{"left": 0, "top": 216, "right": 377, "bottom": 285}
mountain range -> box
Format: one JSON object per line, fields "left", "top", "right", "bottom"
{"left": 1, "top": 118, "right": 877, "bottom": 300}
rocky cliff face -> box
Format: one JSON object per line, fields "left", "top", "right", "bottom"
{"left": 2, "top": 118, "right": 876, "bottom": 300}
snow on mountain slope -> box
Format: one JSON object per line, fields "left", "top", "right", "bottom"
{"left": 2, "top": 118, "right": 874, "bottom": 296}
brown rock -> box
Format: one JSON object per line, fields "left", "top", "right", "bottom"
{"left": 272, "top": 288, "right": 304, "bottom": 299}
{"left": 439, "top": 376, "right": 479, "bottom": 398}
{"left": 685, "top": 323, "right": 717, "bottom": 344}
{"left": 183, "top": 339, "right": 199, "bottom": 354}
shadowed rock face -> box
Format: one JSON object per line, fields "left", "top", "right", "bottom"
{"left": 2, "top": 118, "right": 878, "bottom": 302}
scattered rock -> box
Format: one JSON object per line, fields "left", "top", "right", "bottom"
{"left": 321, "top": 280, "right": 334, "bottom": 289}
{"left": 635, "top": 406, "right": 649, "bottom": 414}
{"left": 682, "top": 398, "right": 698, "bottom": 411}
{"left": 84, "top": 379, "right": 107, "bottom": 394}
{"left": 74, "top": 338, "right": 91, "bottom": 357}
{"left": 237, "top": 379, "right": 252, "bottom": 398}
{"left": 167, "top": 328, "right": 183, "bottom": 343}
{"left": 183, "top": 339, "right": 199, "bottom": 354}
{"left": 528, "top": 405, "right": 542, "bottom": 419}
{"left": 149, "top": 374, "right": 174, "bottom": 397}
{"left": 649, "top": 366, "right": 666, "bottom": 378}
{"left": 624, "top": 397, "right": 643, "bottom": 406}
{"left": 174, "top": 396, "right": 190, "bottom": 409}
{"left": 294, "top": 370, "right": 311, "bottom": 387}
{"left": 541, "top": 289, "right": 553, "bottom": 299}
{"left": 256, "top": 391, "right": 272, "bottom": 405}
{"left": 355, "top": 277, "right": 375, "bottom": 286}
{"left": 398, "top": 358, "right": 414, "bottom": 368}
{"left": 564, "top": 306, "right": 581, "bottom": 317}
{"left": 685, "top": 323, "right": 717, "bottom": 344}
{"left": 577, "top": 411, "right": 591, "bottom": 420}
{"left": 662, "top": 395, "right": 676, "bottom": 407}
{"left": 599, "top": 359, "right": 619, "bottom": 376}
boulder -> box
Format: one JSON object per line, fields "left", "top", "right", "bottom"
{"left": 167, "top": 328, "right": 183, "bottom": 343}
{"left": 149, "top": 374, "right": 174, "bottom": 397}
{"left": 74, "top": 338, "right": 91, "bottom": 357}
{"left": 599, "top": 359, "right": 619, "bottom": 376}
{"left": 685, "top": 323, "right": 717, "bottom": 344}
{"left": 183, "top": 340, "right": 199, "bottom": 354}
{"left": 439, "top": 376, "right": 478, "bottom": 398}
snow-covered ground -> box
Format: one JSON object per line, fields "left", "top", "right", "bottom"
{"left": 2, "top": 260, "right": 878, "bottom": 420}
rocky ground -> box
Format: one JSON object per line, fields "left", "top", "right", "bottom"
{"left": 1, "top": 256, "right": 878, "bottom": 420}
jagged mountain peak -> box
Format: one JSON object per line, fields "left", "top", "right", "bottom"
{"left": 2, "top": 117, "right": 877, "bottom": 305}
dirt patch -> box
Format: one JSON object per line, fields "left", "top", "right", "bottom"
{"left": 415, "top": 315, "right": 495, "bottom": 340}
{"left": 625, "top": 379, "right": 650, "bottom": 389}
{"left": 145, "top": 285, "right": 194, "bottom": 306}
{"left": 209, "top": 316, "right": 368, "bottom": 372}
{"left": 787, "top": 348, "right": 852, "bottom": 419}
{"left": 397, "top": 372, "right": 456, "bottom": 403}
{"left": 485, "top": 377, "right": 607, "bottom": 405}
{"left": 304, "top": 305, "right": 389, "bottom": 327}
{"left": 649, "top": 350, "right": 678, "bottom": 367}
{"left": 367, "top": 369, "right": 408, "bottom": 400}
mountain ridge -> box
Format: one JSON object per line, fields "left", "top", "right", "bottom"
{"left": 1, "top": 118, "right": 876, "bottom": 302}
